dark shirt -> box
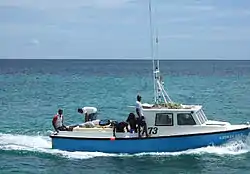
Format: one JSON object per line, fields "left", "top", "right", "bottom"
{"left": 116, "top": 122, "right": 129, "bottom": 132}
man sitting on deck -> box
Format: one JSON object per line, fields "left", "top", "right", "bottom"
{"left": 52, "top": 109, "right": 73, "bottom": 132}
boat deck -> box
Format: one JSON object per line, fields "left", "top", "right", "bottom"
{"left": 142, "top": 103, "right": 202, "bottom": 111}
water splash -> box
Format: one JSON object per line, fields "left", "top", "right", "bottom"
{"left": 0, "top": 133, "right": 250, "bottom": 159}
{"left": 0, "top": 133, "right": 115, "bottom": 159}
{"left": 135, "top": 140, "right": 250, "bottom": 157}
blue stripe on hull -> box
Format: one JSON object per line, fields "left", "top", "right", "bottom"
{"left": 51, "top": 129, "right": 250, "bottom": 153}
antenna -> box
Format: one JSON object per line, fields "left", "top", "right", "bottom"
{"left": 148, "top": 0, "right": 156, "bottom": 103}
{"left": 148, "top": 0, "right": 173, "bottom": 105}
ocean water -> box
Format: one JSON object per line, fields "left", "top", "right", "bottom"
{"left": 0, "top": 59, "right": 250, "bottom": 174}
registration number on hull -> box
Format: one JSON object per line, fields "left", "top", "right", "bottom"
{"left": 219, "top": 133, "right": 244, "bottom": 140}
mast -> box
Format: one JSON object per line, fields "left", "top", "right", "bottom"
{"left": 148, "top": 0, "right": 173, "bottom": 104}
{"left": 148, "top": 0, "right": 156, "bottom": 103}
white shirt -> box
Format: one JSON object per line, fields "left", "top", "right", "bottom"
{"left": 54, "top": 114, "right": 63, "bottom": 128}
{"left": 82, "top": 107, "right": 97, "bottom": 115}
{"left": 136, "top": 101, "right": 144, "bottom": 116}
{"left": 82, "top": 107, "right": 87, "bottom": 114}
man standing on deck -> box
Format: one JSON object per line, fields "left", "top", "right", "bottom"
{"left": 136, "top": 95, "right": 148, "bottom": 137}
{"left": 136, "top": 95, "right": 143, "bottom": 118}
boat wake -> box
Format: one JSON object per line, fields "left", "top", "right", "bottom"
{"left": 0, "top": 133, "right": 250, "bottom": 159}
{"left": 0, "top": 133, "right": 115, "bottom": 159}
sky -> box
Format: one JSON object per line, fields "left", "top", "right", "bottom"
{"left": 0, "top": 0, "right": 250, "bottom": 59}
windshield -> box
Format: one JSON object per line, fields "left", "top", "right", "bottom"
{"left": 196, "top": 109, "right": 208, "bottom": 124}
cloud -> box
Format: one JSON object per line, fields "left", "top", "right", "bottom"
{"left": 212, "top": 8, "right": 250, "bottom": 18}
{"left": 166, "top": 17, "right": 195, "bottom": 23}
{"left": 181, "top": 26, "right": 250, "bottom": 41}
{"left": 162, "top": 34, "right": 192, "bottom": 39}
{"left": 0, "top": 0, "right": 132, "bottom": 9}
{"left": 29, "top": 39, "right": 40, "bottom": 45}
{"left": 0, "top": 0, "right": 249, "bottom": 59}
{"left": 87, "top": 0, "right": 133, "bottom": 9}
{"left": 242, "top": 10, "right": 250, "bottom": 15}
{"left": 184, "top": 5, "right": 215, "bottom": 11}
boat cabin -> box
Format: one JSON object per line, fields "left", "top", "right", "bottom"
{"left": 142, "top": 104, "right": 209, "bottom": 136}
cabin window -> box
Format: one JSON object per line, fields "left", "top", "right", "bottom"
{"left": 196, "top": 111, "right": 205, "bottom": 124}
{"left": 177, "top": 113, "right": 196, "bottom": 125}
{"left": 201, "top": 109, "right": 208, "bottom": 121}
{"left": 196, "top": 110, "right": 208, "bottom": 124}
{"left": 155, "top": 113, "right": 173, "bottom": 126}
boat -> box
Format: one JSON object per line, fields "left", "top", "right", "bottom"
{"left": 50, "top": 0, "right": 250, "bottom": 153}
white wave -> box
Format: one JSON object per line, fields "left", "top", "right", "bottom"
{"left": 0, "top": 133, "right": 51, "bottom": 149}
{"left": 0, "top": 133, "right": 250, "bottom": 159}
{"left": 135, "top": 141, "right": 250, "bottom": 157}
{"left": 0, "top": 133, "right": 115, "bottom": 159}
{"left": 134, "top": 137, "right": 250, "bottom": 157}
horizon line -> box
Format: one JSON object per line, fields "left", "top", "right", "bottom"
{"left": 0, "top": 58, "right": 249, "bottom": 61}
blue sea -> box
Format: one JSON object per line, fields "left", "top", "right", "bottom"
{"left": 0, "top": 59, "right": 250, "bottom": 174}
